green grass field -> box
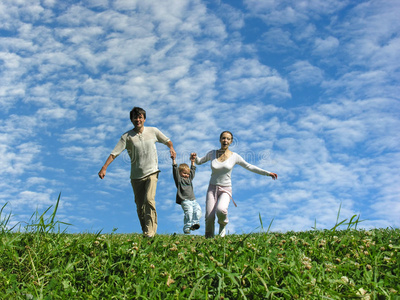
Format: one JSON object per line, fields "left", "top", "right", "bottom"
{"left": 1, "top": 198, "right": 399, "bottom": 299}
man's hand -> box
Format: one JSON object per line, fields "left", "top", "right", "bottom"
{"left": 98, "top": 154, "right": 115, "bottom": 179}
{"left": 98, "top": 167, "right": 106, "bottom": 179}
{"left": 170, "top": 149, "right": 176, "bottom": 159}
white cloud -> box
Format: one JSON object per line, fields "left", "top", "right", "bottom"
{"left": 218, "top": 3, "right": 245, "bottom": 31}
{"left": 37, "top": 107, "right": 77, "bottom": 121}
{"left": 61, "top": 125, "right": 117, "bottom": 145}
{"left": 288, "top": 60, "right": 324, "bottom": 85}
{"left": 313, "top": 36, "right": 339, "bottom": 54}
{"left": 260, "top": 28, "right": 297, "bottom": 53}
{"left": 13, "top": 190, "right": 55, "bottom": 211}
{"left": 84, "top": 0, "right": 109, "bottom": 9}
{"left": 221, "top": 58, "right": 290, "bottom": 100}
{"left": 244, "top": 0, "right": 348, "bottom": 25}
{"left": 0, "top": 142, "right": 41, "bottom": 177}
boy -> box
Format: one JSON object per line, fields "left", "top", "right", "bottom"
{"left": 172, "top": 153, "right": 202, "bottom": 234}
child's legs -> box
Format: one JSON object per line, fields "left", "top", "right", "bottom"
{"left": 192, "top": 200, "right": 202, "bottom": 225}
{"left": 205, "top": 185, "right": 218, "bottom": 238}
{"left": 181, "top": 200, "right": 193, "bottom": 233}
{"left": 216, "top": 190, "right": 231, "bottom": 226}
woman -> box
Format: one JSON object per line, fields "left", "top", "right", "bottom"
{"left": 193, "top": 131, "right": 277, "bottom": 238}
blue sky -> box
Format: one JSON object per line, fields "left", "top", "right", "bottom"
{"left": 1, "top": 0, "right": 399, "bottom": 235}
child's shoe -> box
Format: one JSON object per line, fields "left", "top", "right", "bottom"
{"left": 219, "top": 225, "right": 226, "bottom": 237}
{"left": 190, "top": 224, "right": 200, "bottom": 230}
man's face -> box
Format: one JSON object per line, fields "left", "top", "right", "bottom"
{"left": 132, "top": 113, "right": 145, "bottom": 129}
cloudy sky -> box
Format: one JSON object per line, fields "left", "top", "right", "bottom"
{"left": 1, "top": 0, "right": 399, "bottom": 235}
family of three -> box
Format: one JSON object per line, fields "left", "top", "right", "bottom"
{"left": 98, "top": 107, "right": 278, "bottom": 238}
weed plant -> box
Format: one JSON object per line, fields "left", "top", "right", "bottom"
{"left": 0, "top": 198, "right": 399, "bottom": 299}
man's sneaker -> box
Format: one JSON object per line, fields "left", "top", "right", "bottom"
{"left": 184, "top": 230, "right": 190, "bottom": 234}
{"left": 190, "top": 224, "right": 200, "bottom": 230}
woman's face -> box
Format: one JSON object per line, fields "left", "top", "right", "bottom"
{"left": 220, "top": 132, "right": 232, "bottom": 150}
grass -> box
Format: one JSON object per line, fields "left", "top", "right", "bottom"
{"left": 0, "top": 198, "right": 399, "bottom": 299}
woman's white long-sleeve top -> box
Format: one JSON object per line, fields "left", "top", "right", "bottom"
{"left": 195, "top": 150, "right": 272, "bottom": 187}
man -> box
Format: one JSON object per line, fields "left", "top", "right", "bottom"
{"left": 98, "top": 107, "right": 176, "bottom": 237}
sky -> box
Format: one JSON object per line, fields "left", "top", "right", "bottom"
{"left": 1, "top": 0, "right": 399, "bottom": 236}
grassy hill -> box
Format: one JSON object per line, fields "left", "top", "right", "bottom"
{"left": 1, "top": 201, "right": 399, "bottom": 299}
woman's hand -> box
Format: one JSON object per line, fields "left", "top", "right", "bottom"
{"left": 190, "top": 153, "right": 197, "bottom": 161}
{"left": 269, "top": 172, "right": 278, "bottom": 180}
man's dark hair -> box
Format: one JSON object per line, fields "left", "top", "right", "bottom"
{"left": 130, "top": 107, "right": 146, "bottom": 121}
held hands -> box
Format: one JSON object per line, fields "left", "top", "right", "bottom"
{"left": 269, "top": 172, "right": 278, "bottom": 180}
{"left": 171, "top": 150, "right": 177, "bottom": 165}
{"left": 190, "top": 153, "right": 197, "bottom": 162}
{"left": 170, "top": 149, "right": 177, "bottom": 159}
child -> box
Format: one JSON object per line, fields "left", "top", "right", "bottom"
{"left": 172, "top": 153, "right": 202, "bottom": 234}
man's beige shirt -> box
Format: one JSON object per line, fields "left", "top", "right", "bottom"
{"left": 111, "top": 127, "right": 170, "bottom": 180}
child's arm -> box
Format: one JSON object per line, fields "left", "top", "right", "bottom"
{"left": 171, "top": 155, "right": 179, "bottom": 187}
{"left": 189, "top": 153, "right": 196, "bottom": 180}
